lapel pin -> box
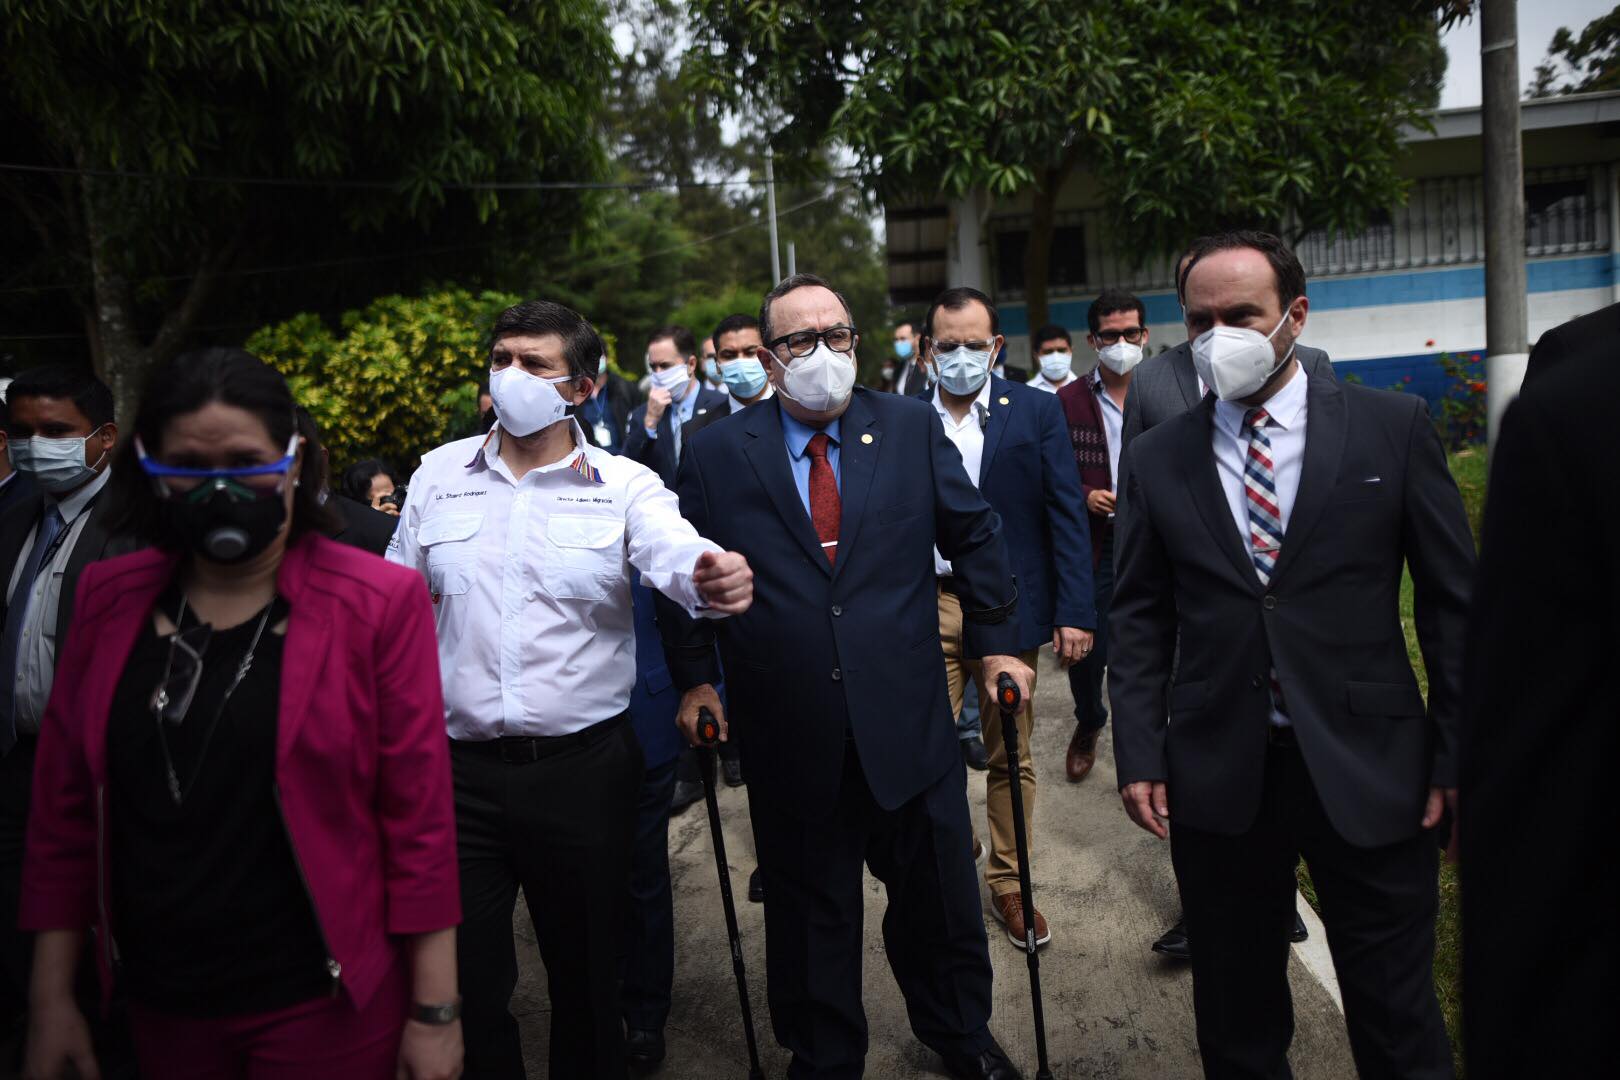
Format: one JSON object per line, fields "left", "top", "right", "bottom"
{"left": 998, "top": 396, "right": 1010, "bottom": 406}
{"left": 861, "top": 433, "right": 874, "bottom": 444}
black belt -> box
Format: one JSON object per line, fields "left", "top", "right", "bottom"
{"left": 937, "top": 576, "right": 960, "bottom": 597}
{"left": 453, "top": 712, "right": 629, "bottom": 764}
{"left": 1267, "top": 724, "right": 1298, "bottom": 749}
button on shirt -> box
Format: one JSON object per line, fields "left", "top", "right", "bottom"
{"left": 1211, "top": 360, "right": 1307, "bottom": 727}
{"left": 780, "top": 410, "right": 841, "bottom": 512}
{"left": 4, "top": 468, "right": 110, "bottom": 734}
{"left": 1092, "top": 371, "right": 1127, "bottom": 510}
{"left": 931, "top": 380, "right": 992, "bottom": 576}
{"left": 387, "top": 420, "right": 723, "bottom": 739}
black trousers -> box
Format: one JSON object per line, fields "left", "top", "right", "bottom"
{"left": 751, "top": 743, "right": 994, "bottom": 1079}
{"left": 1170, "top": 737, "right": 1452, "bottom": 1080}
{"left": 0, "top": 738, "right": 37, "bottom": 1028}
{"left": 451, "top": 718, "right": 643, "bottom": 1080}
{"left": 1067, "top": 530, "right": 1114, "bottom": 735}
{"left": 620, "top": 756, "right": 677, "bottom": 1033}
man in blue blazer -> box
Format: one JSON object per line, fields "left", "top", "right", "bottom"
{"left": 658, "top": 274, "right": 1032, "bottom": 1080}
{"left": 918, "top": 286, "right": 1095, "bottom": 952}
{"left": 621, "top": 325, "right": 728, "bottom": 488}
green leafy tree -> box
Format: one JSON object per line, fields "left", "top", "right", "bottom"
{"left": 684, "top": 0, "right": 1461, "bottom": 329}
{"left": 0, "top": 0, "right": 614, "bottom": 419}
{"left": 1529, "top": 4, "right": 1620, "bottom": 96}
{"left": 248, "top": 288, "right": 520, "bottom": 472}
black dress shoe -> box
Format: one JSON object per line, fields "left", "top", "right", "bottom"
{"left": 721, "top": 756, "right": 744, "bottom": 788}
{"left": 670, "top": 779, "right": 703, "bottom": 815}
{"left": 748, "top": 867, "right": 764, "bottom": 903}
{"left": 625, "top": 1027, "right": 666, "bottom": 1069}
{"left": 961, "top": 736, "right": 990, "bottom": 771}
{"left": 942, "top": 1041, "right": 1023, "bottom": 1080}
{"left": 1291, "top": 909, "right": 1309, "bottom": 943}
{"left": 1152, "top": 916, "right": 1191, "bottom": 960}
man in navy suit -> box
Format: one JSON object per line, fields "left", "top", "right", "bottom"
{"left": 622, "top": 325, "right": 728, "bottom": 488}
{"left": 659, "top": 274, "right": 1031, "bottom": 1080}
{"left": 918, "top": 286, "right": 1095, "bottom": 952}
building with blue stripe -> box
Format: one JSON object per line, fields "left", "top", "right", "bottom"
{"left": 883, "top": 91, "right": 1620, "bottom": 408}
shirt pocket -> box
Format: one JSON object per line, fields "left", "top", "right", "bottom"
{"left": 417, "top": 512, "right": 483, "bottom": 597}
{"left": 542, "top": 514, "right": 625, "bottom": 601}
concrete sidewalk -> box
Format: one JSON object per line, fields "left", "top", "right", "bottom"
{"left": 513, "top": 653, "right": 1356, "bottom": 1077}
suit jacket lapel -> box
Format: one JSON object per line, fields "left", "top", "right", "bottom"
{"left": 742, "top": 400, "right": 832, "bottom": 577}
{"left": 55, "top": 497, "right": 113, "bottom": 645}
{"left": 1269, "top": 376, "right": 1348, "bottom": 585}
{"left": 978, "top": 378, "right": 1010, "bottom": 483}
{"left": 832, "top": 393, "right": 880, "bottom": 581}
{"left": 1173, "top": 345, "right": 1202, "bottom": 411}
{"left": 0, "top": 494, "right": 43, "bottom": 613}
{"left": 1181, "top": 400, "right": 1262, "bottom": 589}
{"left": 274, "top": 540, "right": 332, "bottom": 762}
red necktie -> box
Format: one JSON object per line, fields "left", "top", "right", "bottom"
{"left": 807, "top": 432, "right": 841, "bottom": 565}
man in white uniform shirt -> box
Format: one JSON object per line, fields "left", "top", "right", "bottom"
{"left": 389, "top": 299, "right": 753, "bottom": 1080}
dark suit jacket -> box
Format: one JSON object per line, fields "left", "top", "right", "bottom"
{"left": 657, "top": 390, "right": 1020, "bottom": 819}
{"left": 622, "top": 385, "right": 729, "bottom": 488}
{"left": 0, "top": 470, "right": 39, "bottom": 523}
{"left": 579, "top": 372, "right": 643, "bottom": 451}
{"left": 1110, "top": 374, "right": 1475, "bottom": 848}
{"left": 1523, "top": 300, "right": 1618, "bottom": 386}
{"left": 327, "top": 495, "right": 399, "bottom": 556}
{"left": 915, "top": 377, "right": 1095, "bottom": 647}
{"left": 893, "top": 359, "right": 930, "bottom": 397}
{"left": 1116, "top": 342, "right": 1333, "bottom": 525}
{"left": 1461, "top": 331, "right": 1617, "bottom": 1075}
{"left": 679, "top": 396, "right": 744, "bottom": 442}
{"left": 0, "top": 482, "right": 131, "bottom": 650}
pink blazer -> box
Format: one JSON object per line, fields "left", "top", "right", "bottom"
{"left": 20, "top": 534, "right": 460, "bottom": 1010}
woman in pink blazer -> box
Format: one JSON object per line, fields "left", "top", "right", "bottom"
{"left": 21, "top": 349, "right": 462, "bottom": 1080}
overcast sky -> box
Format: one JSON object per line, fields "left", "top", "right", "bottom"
{"left": 1440, "top": 0, "right": 1615, "bottom": 108}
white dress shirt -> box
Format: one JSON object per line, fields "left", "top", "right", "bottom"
{"left": 1092, "top": 371, "right": 1127, "bottom": 502}
{"left": 1027, "top": 372, "right": 1075, "bottom": 394}
{"left": 1211, "top": 360, "right": 1307, "bottom": 726}
{"left": 388, "top": 420, "right": 723, "bottom": 739}
{"left": 931, "top": 380, "right": 992, "bottom": 577}
{"left": 5, "top": 468, "right": 110, "bottom": 733}
{"left": 728, "top": 385, "right": 773, "bottom": 414}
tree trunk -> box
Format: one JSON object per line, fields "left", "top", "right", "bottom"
{"left": 80, "top": 175, "right": 150, "bottom": 425}
{"left": 1022, "top": 150, "right": 1078, "bottom": 336}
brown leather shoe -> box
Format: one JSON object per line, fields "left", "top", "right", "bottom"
{"left": 991, "top": 891, "right": 1051, "bottom": 950}
{"left": 1066, "top": 726, "right": 1099, "bottom": 783}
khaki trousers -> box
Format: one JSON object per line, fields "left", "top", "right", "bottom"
{"left": 938, "top": 585, "right": 1039, "bottom": 898}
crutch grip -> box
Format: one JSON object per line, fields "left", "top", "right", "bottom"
{"left": 696, "top": 706, "right": 721, "bottom": 747}
{"left": 996, "top": 671, "right": 1021, "bottom": 714}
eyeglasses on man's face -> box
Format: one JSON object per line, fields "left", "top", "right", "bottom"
{"left": 766, "top": 325, "right": 857, "bottom": 359}
{"left": 1093, "top": 327, "right": 1146, "bottom": 346}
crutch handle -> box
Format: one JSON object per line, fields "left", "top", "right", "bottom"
{"left": 996, "top": 671, "right": 1021, "bottom": 714}
{"left": 696, "top": 706, "right": 721, "bottom": 747}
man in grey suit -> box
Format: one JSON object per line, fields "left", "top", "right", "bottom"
{"left": 1115, "top": 259, "right": 1336, "bottom": 961}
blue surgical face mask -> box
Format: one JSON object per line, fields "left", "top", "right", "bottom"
{"left": 894, "top": 339, "right": 914, "bottom": 359}
{"left": 703, "top": 358, "right": 721, "bottom": 384}
{"left": 11, "top": 427, "right": 109, "bottom": 494}
{"left": 718, "top": 357, "right": 768, "bottom": 399}
{"left": 935, "top": 346, "right": 992, "bottom": 397}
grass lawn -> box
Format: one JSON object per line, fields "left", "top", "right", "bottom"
{"left": 1296, "top": 444, "right": 1487, "bottom": 1076}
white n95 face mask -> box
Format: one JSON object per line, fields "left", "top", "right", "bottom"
{"left": 1097, "top": 341, "right": 1143, "bottom": 377}
{"left": 776, "top": 342, "right": 856, "bottom": 413}
{"left": 1039, "top": 352, "right": 1075, "bottom": 383}
{"left": 489, "top": 365, "right": 575, "bottom": 437}
{"left": 1191, "top": 312, "right": 1295, "bottom": 401}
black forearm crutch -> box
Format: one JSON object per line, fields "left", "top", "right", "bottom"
{"left": 695, "top": 707, "right": 767, "bottom": 1079}
{"left": 996, "top": 673, "right": 1054, "bottom": 1080}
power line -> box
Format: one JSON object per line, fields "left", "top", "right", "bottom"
{"left": 0, "top": 160, "right": 859, "bottom": 193}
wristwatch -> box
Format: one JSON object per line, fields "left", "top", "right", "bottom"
{"left": 411, "top": 998, "right": 462, "bottom": 1025}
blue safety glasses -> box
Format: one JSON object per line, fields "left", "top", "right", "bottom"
{"left": 136, "top": 433, "right": 299, "bottom": 502}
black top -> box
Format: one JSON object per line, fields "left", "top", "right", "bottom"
{"left": 107, "top": 583, "right": 330, "bottom": 1016}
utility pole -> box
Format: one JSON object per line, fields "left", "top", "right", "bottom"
{"left": 765, "top": 147, "right": 782, "bottom": 284}
{"left": 1481, "top": 0, "right": 1527, "bottom": 449}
